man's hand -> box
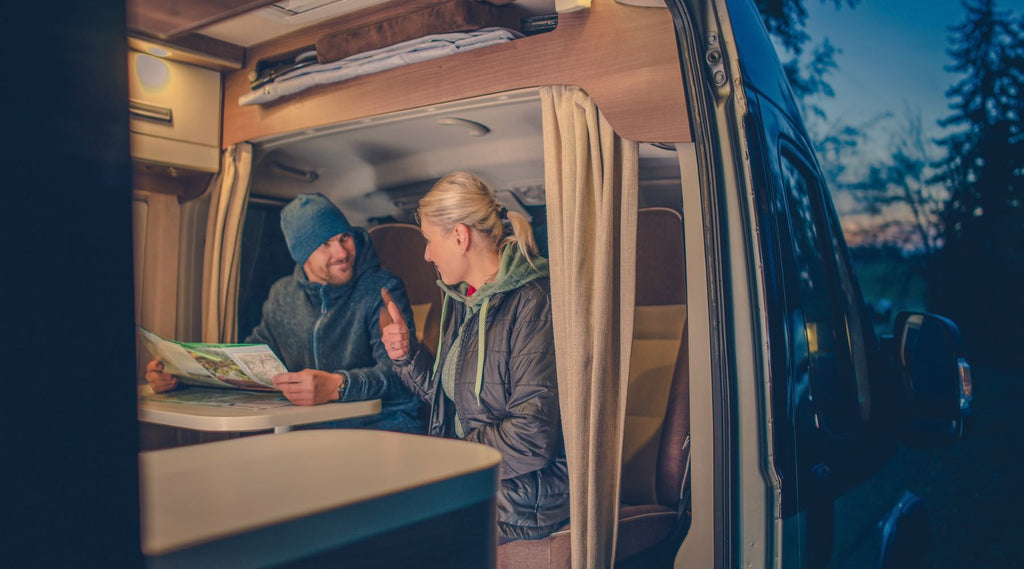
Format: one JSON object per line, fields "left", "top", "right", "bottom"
{"left": 145, "top": 360, "right": 179, "bottom": 393}
{"left": 379, "top": 287, "right": 411, "bottom": 361}
{"left": 272, "top": 369, "right": 344, "bottom": 406}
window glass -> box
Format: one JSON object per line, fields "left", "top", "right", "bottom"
{"left": 237, "top": 200, "right": 294, "bottom": 340}
{"left": 780, "top": 153, "right": 865, "bottom": 436}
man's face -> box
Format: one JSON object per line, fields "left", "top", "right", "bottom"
{"left": 303, "top": 233, "right": 357, "bottom": 286}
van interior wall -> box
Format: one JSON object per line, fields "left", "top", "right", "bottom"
{"left": 131, "top": 189, "right": 211, "bottom": 344}
{"left": 132, "top": 191, "right": 180, "bottom": 376}
{"left": 176, "top": 195, "right": 212, "bottom": 342}
{"left": 132, "top": 187, "right": 225, "bottom": 450}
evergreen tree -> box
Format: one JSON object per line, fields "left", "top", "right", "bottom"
{"left": 932, "top": 0, "right": 1024, "bottom": 366}
{"left": 754, "top": 0, "right": 858, "bottom": 119}
{"left": 756, "top": 0, "right": 872, "bottom": 232}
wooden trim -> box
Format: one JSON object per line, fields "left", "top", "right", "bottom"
{"left": 222, "top": 0, "right": 689, "bottom": 147}
{"left": 127, "top": 0, "right": 279, "bottom": 40}
{"left": 128, "top": 34, "right": 245, "bottom": 72}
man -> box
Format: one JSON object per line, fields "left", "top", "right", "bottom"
{"left": 146, "top": 192, "right": 424, "bottom": 433}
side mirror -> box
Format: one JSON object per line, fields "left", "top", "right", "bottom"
{"left": 888, "top": 311, "right": 972, "bottom": 448}
{"left": 877, "top": 491, "right": 932, "bottom": 569}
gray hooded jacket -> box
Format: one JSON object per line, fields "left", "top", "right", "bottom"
{"left": 247, "top": 228, "right": 424, "bottom": 433}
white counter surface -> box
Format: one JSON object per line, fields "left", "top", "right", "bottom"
{"left": 137, "top": 385, "right": 381, "bottom": 433}
{"left": 140, "top": 430, "right": 501, "bottom": 568}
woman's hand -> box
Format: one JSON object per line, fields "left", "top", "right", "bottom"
{"left": 379, "top": 287, "right": 411, "bottom": 361}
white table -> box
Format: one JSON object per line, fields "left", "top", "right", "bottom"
{"left": 140, "top": 430, "right": 502, "bottom": 569}
{"left": 137, "top": 385, "right": 382, "bottom": 434}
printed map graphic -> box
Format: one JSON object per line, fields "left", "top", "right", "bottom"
{"left": 234, "top": 351, "right": 288, "bottom": 382}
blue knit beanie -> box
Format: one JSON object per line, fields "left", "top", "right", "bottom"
{"left": 280, "top": 193, "right": 353, "bottom": 264}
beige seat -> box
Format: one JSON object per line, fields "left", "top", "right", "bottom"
{"left": 368, "top": 223, "right": 442, "bottom": 356}
{"left": 497, "top": 207, "right": 690, "bottom": 568}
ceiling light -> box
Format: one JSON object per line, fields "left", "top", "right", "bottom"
{"left": 436, "top": 117, "right": 490, "bottom": 137}
{"left": 135, "top": 54, "right": 170, "bottom": 89}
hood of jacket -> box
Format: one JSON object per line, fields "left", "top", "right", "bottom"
{"left": 437, "top": 244, "right": 549, "bottom": 308}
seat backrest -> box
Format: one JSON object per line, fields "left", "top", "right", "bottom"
{"left": 655, "top": 314, "right": 690, "bottom": 508}
{"left": 368, "top": 223, "right": 442, "bottom": 356}
{"left": 620, "top": 207, "right": 689, "bottom": 507}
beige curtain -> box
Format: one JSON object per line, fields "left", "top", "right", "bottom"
{"left": 201, "top": 143, "right": 253, "bottom": 343}
{"left": 541, "top": 86, "right": 639, "bottom": 569}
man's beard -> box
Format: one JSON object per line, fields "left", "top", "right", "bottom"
{"left": 326, "top": 262, "right": 353, "bottom": 286}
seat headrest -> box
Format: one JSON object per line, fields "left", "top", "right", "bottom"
{"left": 368, "top": 223, "right": 438, "bottom": 304}
{"left": 636, "top": 207, "right": 685, "bottom": 306}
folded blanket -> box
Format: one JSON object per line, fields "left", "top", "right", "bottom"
{"left": 239, "top": 27, "right": 522, "bottom": 107}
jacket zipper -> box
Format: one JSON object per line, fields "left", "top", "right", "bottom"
{"left": 312, "top": 285, "right": 328, "bottom": 369}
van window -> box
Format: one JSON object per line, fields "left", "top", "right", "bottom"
{"left": 779, "top": 151, "right": 867, "bottom": 437}
{"left": 237, "top": 199, "right": 294, "bottom": 340}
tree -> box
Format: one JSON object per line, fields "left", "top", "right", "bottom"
{"left": 846, "top": 109, "right": 946, "bottom": 258}
{"left": 826, "top": 109, "right": 945, "bottom": 328}
{"left": 932, "top": 0, "right": 1024, "bottom": 366}
{"left": 755, "top": 0, "right": 873, "bottom": 231}
{"left": 754, "top": 0, "right": 858, "bottom": 119}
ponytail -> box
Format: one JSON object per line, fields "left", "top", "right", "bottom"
{"left": 501, "top": 209, "right": 538, "bottom": 264}
{"left": 418, "top": 171, "right": 539, "bottom": 264}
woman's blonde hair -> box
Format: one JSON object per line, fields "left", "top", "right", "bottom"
{"left": 417, "top": 171, "right": 539, "bottom": 262}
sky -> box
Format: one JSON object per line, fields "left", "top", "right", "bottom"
{"left": 803, "top": 0, "right": 969, "bottom": 142}
{"left": 798, "top": 0, "right": 981, "bottom": 243}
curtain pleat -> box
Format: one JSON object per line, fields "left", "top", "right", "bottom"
{"left": 201, "top": 143, "right": 253, "bottom": 343}
{"left": 541, "top": 86, "right": 638, "bottom": 569}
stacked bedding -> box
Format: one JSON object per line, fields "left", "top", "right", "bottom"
{"left": 239, "top": 27, "right": 522, "bottom": 106}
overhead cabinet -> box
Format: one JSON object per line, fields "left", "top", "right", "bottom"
{"left": 128, "top": 50, "right": 222, "bottom": 173}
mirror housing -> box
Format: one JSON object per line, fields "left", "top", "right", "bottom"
{"left": 884, "top": 311, "right": 972, "bottom": 449}
{"left": 877, "top": 490, "right": 932, "bottom": 569}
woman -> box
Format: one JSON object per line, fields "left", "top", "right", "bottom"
{"left": 380, "top": 171, "right": 569, "bottom": 542}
